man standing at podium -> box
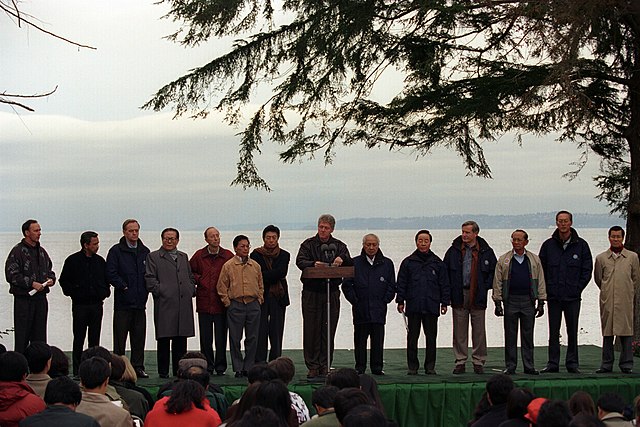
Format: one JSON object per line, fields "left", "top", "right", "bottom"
{"left": 296, "top": 214, "right": 351, "bottom": 379}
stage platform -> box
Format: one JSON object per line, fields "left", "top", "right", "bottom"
{"left": 122, "top": 345, "right": 640, "bottom": 427}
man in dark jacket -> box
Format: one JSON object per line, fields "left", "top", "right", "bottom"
{"left": 250, "top": 225, "right": 291, "bottom": 363}
{"left": 396, "top": 230, "right": 450, "bottom": 375}
{"left": 189, "top": 226, "right": 234, "bottom": 375}
{"left": 59, "top": 231, "right": 111, "bottom": 376}
{"left": 5, "top": 219, "right": 56, "bottom": 354}
{"left": 342, "top": 233, "right": 395, "bottom": 375}
{"left": 444, "top": 221, "right": 497, "bottom": 375}
{"left": 471, "top": 374, "right": 514, "bottom": 427}
{"left": 539, "top": 211, "right": 592, "bottom": 374}
{"left": 296, "top": 214, "right": 352, "bottom": 379}
{"left": 106, "top": 219, "right": 151, "bottom": 378}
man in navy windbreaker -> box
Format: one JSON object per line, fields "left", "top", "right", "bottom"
{"left": 539, "top": 211, "right": 592, "bottom": 374}
{"left": 342, "top": 233, "right": 396, "bottom": 375}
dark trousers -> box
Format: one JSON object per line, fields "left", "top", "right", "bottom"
{"left": 256, "top": 295, "right": 287, "bottom": 363}
{"left": 13, "top": 296, "right": 48, "bottom": 354}
{"left": 354, "top": 323, "right": 385, "bottom": 373}
{"left": 601, "top": 336, "right": 633, "bottom": 371}
{"left": 72, "top": 303, "right": 104, "bottom": 375}
{"left": 406, "top": 313, "right": 438, "bottom": 372}
{"left": 547, "top": 299, "right": 580, "bottom": 369}
{"left": 157, "top": 336, "right": 187, "bottom": 376}
{"left": 113, "top": 309, "right": 146, "bottom": 370}
{"left": 302, "top": 289, "right": 340, "bottom": 373}
{"left": 504, "top": 295, "right": 535, "bottom": 371}
{"left": 198, "top": 312, "right": 228, "bottom": 374}
{"left": 227, "top": 300, "right": 261, "bottom": 372}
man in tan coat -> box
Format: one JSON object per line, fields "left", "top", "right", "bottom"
{"left": 594, "top": 226, "right": 640, "bottom": 374}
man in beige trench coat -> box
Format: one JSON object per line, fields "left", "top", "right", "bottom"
{"left": 594, "top": 225, "right": 640, "bottom": 374}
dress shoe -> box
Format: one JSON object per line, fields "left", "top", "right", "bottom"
{"left": 234, "top": 371, "right": 244, "bottom": 378}
{"left": 621, "top": 368, "right": 633, "bottom": 374}
{"left": 540, "top": 366, "right": 559, "bottom": 374}
{"left": 502, "top": 368, "right": 515, "bottom": 375}
{"left": 135, "top": 369, "right": 149, "bottom": 379}
{"left": 159, "top": 373, "right": 170, "bottom": 379}
{"left": 452, "top": 365, "right": 465, "bottom": 374}
{"left": 215, "top": 370, "right": 225, "bottom": 376}
{"left": 567, "top": 367, "right": 581, "bottom": 374}
{"left": 473, "top": 365, "right": 484, "bottom": 374}
{"left": 371, "top": 370, "right": 385, "bottom": 376}
{"left": 356, "top": 369, "right": 365, "bottom": 375}
{"left": 595, "top": 368, "right": 612, "bottom": 374}
{"left": 425, "top": 369, "right": 437, "bottom": 375}
{"left": 524, "top": 368, "right": 539, "bottom": 375}
{"left": 407, "top": 369, "right": 418, "bottom": 375}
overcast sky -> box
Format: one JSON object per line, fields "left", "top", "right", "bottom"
{"left": 0, "top": 1, "right": 611, "bottom": 232}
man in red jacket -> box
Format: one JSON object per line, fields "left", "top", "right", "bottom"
{"left": 0, "top": 351, "right": 46, "bottom": 427}
{"left": 190, "top": 227, "right": 234, "bottom": 376}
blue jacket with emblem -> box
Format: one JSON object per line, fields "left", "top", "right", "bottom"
{"left": 395, "top": 250, "right": 450, "bottom": 316}
{"left": 106, "top": 236, "right": 151, "bottom": 310}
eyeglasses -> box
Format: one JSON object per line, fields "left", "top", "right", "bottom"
{"left": 162, "top": 237, "right": 178, "bottom": 242}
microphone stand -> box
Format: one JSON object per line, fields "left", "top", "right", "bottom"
{"left": 322, "top": 246, "right": 336, "bottom": 374}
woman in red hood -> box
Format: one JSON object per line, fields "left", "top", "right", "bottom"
{"left": 0, "top": 351, "right": 46, "bottom": 427}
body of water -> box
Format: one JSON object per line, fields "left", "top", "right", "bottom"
{"left": 0, "top": 228, "right": 613, "bottom": 352}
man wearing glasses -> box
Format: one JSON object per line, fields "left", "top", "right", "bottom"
{"left": 539, "top": 211, "right": 592, "bottom": 374}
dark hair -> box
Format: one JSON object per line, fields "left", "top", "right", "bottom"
{"left": 254, "top": 380, "right": 292, "bottom": 426}
{"left": 267, "top": 356, "right": 295, "bottom": 384}
{"left": 122, "top": 219, "right": 139, "bottom": 231}
{"left": 227, "top": 383, "right": 261, "bottom": 423}
{"left": 569, "top": 413, "right": 606, "bottom": 427}
{"left": 569, "top": 391, "right": 596, "bottom": 416}
{"left": 462, "top": 221, "right": 480, "bottom": 234}
{"left": 506, "top": 388, "right": 534, "bottom": 419}
{"left": 0, "top": 343, "right": 6, "bottom": 355}
{"left": 414, "top": 229, "right": 432, "bottom": 243}
{"left": 49, "top": 346, "right": 70, "bottom": 378}
{"left": 166, "top": 379, "right": 205, "bottom": 414}
{"left": 233, "top": 234, "right": 250, "bottom": 249}
{"left": 312, "top": 385, "right": 339, "bottom": 409}
{"left": 359, "top": 374, "right": 384, "bottom": 412}
{"left": 235, "top": 406, "right": 282, "bottom": 427}
{"left": 81, "top": 346, "right": 112, "bottom": 364}
{"left": 204, "top": 227, "right": 218, "bottom": 239}
{"left": 182, "top": 365, "right": 210, "bottom": 389}
{"left": 334, "top": 388, "right": 371, "bottom": 423}
{"left": 486, "top": 373, "right": 514, "bottom": 406}
{"left": 0, "top": 351, "right": 29, "bottom": 381}
{"left": 44, "top": 376, "right": 82, "bottom": 405}
{"left": 80, "top": 231, "right": 98, "bottom": 249}
{"left": 537, "top": 399, "right": 572, "bottom": 427}
{"left": 110, "top": 353, "right": 126, "bottom": 382}
{"left": 262, "top": 225, "right": 281, "bottom": 239}
{"left": 247, "top": 362, "right": 278, "bottom": 384}
{"left": 326, "top": 368, "right": 360, "bottom": 389}
{"left": 608, "top": 225, "right": 625, "bottom": 238}
{"left": 597, "top": 392, "right": 626, "bottom": 414}
{"left": 78, "top": 356, "right": 111, "bottom": 389}
{"left": 161, "top": 227, "right": 180, "bottom": 240}
{"left": 556, "top": 210, "right": 573, "bottom": 222}
{"left": 22, "top": 219, "right": 38, "bottom": 236}
{"left": 470, "top": 392, "right": 491, "bottom": 424}
{"left": 24, "top": 341, "right": 52, "bottom": 373}
{"left": 512, "top": 229, "right": 529, "bottom": 240}
{"left": 342, "top": 404, "right": 387, "bottom": 427}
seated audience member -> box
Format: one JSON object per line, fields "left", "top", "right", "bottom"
{"left": 146, "top": 380, "right": 221, "bottom": 427}
{"left": 537, "top": 400, "right": 572, "bottom": 427}
{"left": 232, "top": 406, "right": 282, "bottom": 427}
{"left": 268, "top": 356, "right": 311, "bottom": 424}
{"left": 80, "top": 346, "right": 126, "bottom": 407}
{"left": 342, "top": 404, "right": 388, "bottom": 427}
{"left": 499, "top": 388, "right": 535, "bottom": 427}
{"left": 254, "top": 380, "right": 297, "bottom": 427}
{"left": 358, "top": 374, "right": 385, "bottom": 413}
{"left": 597, "top": 393, "right": 633, "bottom": 426}
{"left": 0, "top": 343, "right": 6, "bottom": 354}
{"left": 48, "top": 347, "right": 70, "bottom": 378}
{"left": 76, "top": 357, "right": 133, "bottom": 427}
{"left": 569, "top": 391, "right": 597, "bottom": 417}
{"left": 326, "top": 368, "right": 360, "bottom": 390}
{"left": 120, "top": 355, "right": 155, "bottom": 409}
{"left": 472, "top": 374, "right": 514, "bottom": 427}
{"left": 109, "top": 354, "right": 149, "bottom": 420}
{"left": 0, "top": 351, "right": 46, "bottom": 427}
{"left": 524, "top": 398, "right": 548, "bottom": 426}
{"left": 302, "top": 386, "right": 339, "bottom": 426}
{"left": 224, "top": 383, "right": 261, "bottom": 424}
{"left": 24, "top": 342, "right": 52, "bottom": 399}
{"left": 334, "top": 388, "right": 371, "bottom": 426}
{"left": 469, "top": 392, "right": 491, "bottom": 426}
{"left": 569, "top": 413, "right": 606, "bottom": 427}
{"left": 19, "top": 376, "right": 100, "bottom": 427}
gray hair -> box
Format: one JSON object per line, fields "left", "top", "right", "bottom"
{"left": 362, "top": 233, "right": 380, "bottom": 244}
{"left": 462, "top": 220, "right": 479, "bottom": 234}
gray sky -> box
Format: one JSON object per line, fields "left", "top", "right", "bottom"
{"left": 1, "top": 1, "right": 610, "bottom": 232}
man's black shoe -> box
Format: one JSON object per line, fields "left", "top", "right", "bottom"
{"left": 159, "top": 373, "right": 170, "bottom": 379}
{"left": 540, "top": 366, "right": 559, "bottom": 374}
{"left": 234, "top": 371, "right": 244, "bottom": 378}
{"left": 567, "top": 367, "right": 581, "bottom": 374}
{"left": 215, "top": 370, "right": 225, "bottom": 376}
{"left": 621, "top": 368, "right": 633, "bottom": 374}
{"left": 524, "top": 369, "right": 539, "bottom": 375}
{"left": 595, "top": 368, "right": 612, "bottom": 374}
{"left": 425, "top": 369, "right": 437, "bottom": 375}
{"left": 371, "top": 370, "right": 385, "bottom": 376}
{"left": 135, "top": 369, "right": 149, "bottom": 379}
{"left": 502, "top": 368, "right": 515, "bottom": 375}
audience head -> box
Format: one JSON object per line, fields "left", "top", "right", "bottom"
{"left": 0, "top": 351, "right": 29, "bottom": 381}
{"left": 267, "top": 356, "right": 296, "bottom": 385}
{"left": 312, "top": 385, "right": 339, "bottom": 411}
{"left": 166, "top": 379, "right": 206, "bottom": 414}
{"left": 486, "top": 373, "right": 514, "bottom": 406}
{"left": 334, "top": 388, "right": 371, "bottom": 423}
{"left": 24, "top": 341, "right": 52, "bottom": 374}
{"left": 506, "top": 387, "right": 535, "bottom": 420}
{"left": 228, "top": 383, "right": 261, "bottom": 423}
{"left": 254, "top": 380, "right": 292, "bottom": 426}
{"left": 358, "top": 373, "right": 384, "bottom": 411}
{"left": 181, "top": 365, "right": 210, "bottom": 390}
{"left": 48, "top": 346, "right": 70, "bottom": 378}
{"left": 120, "top": 355, "right": 137, "bottom": 383}
{"left": 537, "top": 399, "right": 572, "bottom": 427}
{"left": 597, "top": 392, "right": 626, "bottom": 415}
{"left": 326, "top": 368, "right": 360, "bottom": 389}
{"left": 0, "top": 343, "right": 6, "bottom": 355}
{"left": 177, "top": 351, "right": 208, "bottom": 374}
{"left": 247, "top": 363, "right": 278, "bottom": 384}
{"left": 234, "top": 406, "right": 281, "bottom": 427}
{"left": 109, "top": 353, "right": 126, "bottom": 382}
{"left": 44, "top": 376, "right": 82, "bottom": 406}
{"left": 78, "top": 356, "right": 110, "bottom": 390}
{"left": 569, "top": 413, "right": 606, "bottom": 427}
{"left": 569, "top": 391, "right": 596, "bottom": 417}
{"left": 525, "top": 397, "right": 548, "bottom": 425}
{"left": 80, "top": 346, "right": 112, "bottom": 364}
{"left": 342, "top": 404, "right": 387, "bottom": 427}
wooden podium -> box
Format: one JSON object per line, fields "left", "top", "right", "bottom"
{"left": 302, "top": 265, "right": 354, "bottom": 375}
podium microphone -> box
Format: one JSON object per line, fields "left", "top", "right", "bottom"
{"left": 321, "top": 243, "right": 337, "bottom": 265}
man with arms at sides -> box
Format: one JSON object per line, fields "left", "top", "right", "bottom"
{"left": 217, "top": 235, "right": 264, "bottom": 377}
{"left": 539, "top": 210, "right": 592, "bottom": 374}
{"left": 190, "top": 227, "right": 234, "bottom": 375}
{"left": 250, "top": 225, "right": 291, "bottom": 363}
{"left": 594, "top": 226, "right": 640, "bottom": 374}
{"left": 396, "top": 230, "right": 450, "bottom": 375}
{"left": 145, "top": 228, "right": 196, "bottom": 378}
{"left": 106, "top": 219, "right": 151, "bottom": 379}
{"left": 59, "top": 231, "right": 111, "bottom": 376}
{"left": 493, "top": 229, "right": 546, "bottom": 375}
{"left": 342, "top": 233, "right": 396, "bottom": 375}
{"left": 296, "top": 214, "right": 352, "bottom": 379}
{"left": 5, "top": 219, "right": 56, "bottom": 354}
{"left": 444, "top": 220, "right": 497, "bottom": 375}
